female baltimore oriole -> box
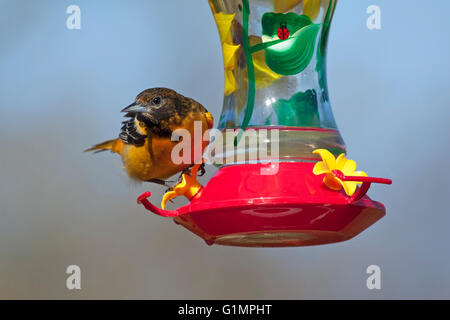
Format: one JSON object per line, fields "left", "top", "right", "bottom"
{"left": 85, "top": 88, "right": 213, "bottom": 186}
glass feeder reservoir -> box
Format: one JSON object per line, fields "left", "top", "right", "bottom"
{"left": 210, "top": 0, "right": 345, "bottom": 165}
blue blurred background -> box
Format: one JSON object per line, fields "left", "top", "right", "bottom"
{"left": 1, "top": 0, "right": 449, "bottom": 299}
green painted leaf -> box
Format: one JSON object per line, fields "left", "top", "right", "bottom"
{"left": 261, "top": 12, "right": 321, "bottom": 76}
{"left": 272, "top": 89, "right": 320, "bottom": 127}
{"left": 262, "top": 12, "right": 312, "bottom": 37}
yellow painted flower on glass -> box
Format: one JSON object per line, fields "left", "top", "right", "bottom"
{"left": 211, "top": 8, "right": 240, "bottom": 96}
{"left": 249, "top": 35, "right": 282, "bottom": 89}
{"left": 273, "top": 0, "right": 321, "bottom": 20}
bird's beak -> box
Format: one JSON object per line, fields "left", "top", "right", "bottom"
{"left": 121, "top": 102, "right": 147, "bottom": 113}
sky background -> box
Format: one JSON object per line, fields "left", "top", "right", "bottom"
{"left": 1, "top": 0, "right": 449, "bottom": 299}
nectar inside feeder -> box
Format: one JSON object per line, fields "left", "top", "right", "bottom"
{"left": 138, "top": 0, "right": 392, "bottom": 247}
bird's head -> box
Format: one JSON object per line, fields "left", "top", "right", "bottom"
{"left": 121, "top": 87, "right": 187, "bottom": 126}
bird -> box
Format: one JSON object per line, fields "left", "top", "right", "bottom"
{"left": 85, "top": 88, "right": 214, "bottom": 187}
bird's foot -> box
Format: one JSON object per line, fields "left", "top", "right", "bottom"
{"left": 197, "top": 163, "right": 206, "bottom": 177}
{"left": 180, "top": 167, "right": 192, "bottom": 177}
{"left": 180, "top": 163, "right": 206, "bottom": 177}
{"left": 146, "top": 179, "right": 174, "bottom": 188}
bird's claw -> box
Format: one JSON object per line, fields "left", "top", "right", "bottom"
{"left": 197, "top": 163, "right": 206, "bottom": 177}
{"left": 146, "top": 179, "right": 174, "bottom": 187}
{"left": 181, "top": 167, "right": 192, "bottom": 176}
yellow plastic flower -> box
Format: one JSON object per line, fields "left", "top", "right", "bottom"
{"left": 161, "top": 164, "right": 203, "bottom": 210}
{"left": 273, "top": 0, "right": 321, "bottom": 20}
{"left": 312, "top": 149, "right": 368, "bottom": 196}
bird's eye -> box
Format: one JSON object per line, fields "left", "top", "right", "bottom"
{"left": 152, "top": 97, "right": 161, "bottom": 105}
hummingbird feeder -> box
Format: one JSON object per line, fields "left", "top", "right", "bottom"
{"left": 137, "top": 0, "right": 391, "bottom": 247}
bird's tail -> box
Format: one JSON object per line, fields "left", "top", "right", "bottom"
{"left": 84, "top": 138, "right": 124, "bottom": 155}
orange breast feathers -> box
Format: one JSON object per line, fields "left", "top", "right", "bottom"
{"left": 121, "top": 110, "right": 213, "bottom": 181}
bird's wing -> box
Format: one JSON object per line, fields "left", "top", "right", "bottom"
{"left": 119, "top": 118, "right": 146, "bottom": 146}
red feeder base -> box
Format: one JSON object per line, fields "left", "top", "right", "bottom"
{"left": 139, "top": 162, "right": 387, "bottom": 247}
